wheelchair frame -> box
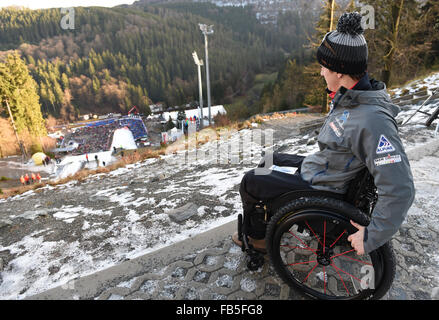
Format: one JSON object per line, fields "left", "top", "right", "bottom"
{"left": 236, "top": 168, "right": 393, "bottom": 299}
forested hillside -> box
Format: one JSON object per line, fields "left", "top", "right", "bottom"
{"left": 2, "top": 0, "right": 436, "bottom": 126}
{"left": 0, "top": 3, "right": 314, "bottom": 121}
{"left": 256, "top": 0, "right": 439, "bottom": 114}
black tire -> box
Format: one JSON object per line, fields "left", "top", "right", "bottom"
{"left": 266, "top": 196, "right": 396, "bottom": 300}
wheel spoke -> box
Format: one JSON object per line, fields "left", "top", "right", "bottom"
{"left": 331, "top": 262, "right": 363, "bottom": 284}
{"left": 331, "top": 263, "right": 350, "bottom": 296}
{"left": 302, "top": 262, "right": 319, "bottom": 283}
{"left": 330, "top": 230, "right": 346, "bottom": 248}
{"left": 280, "top": 244, "right": 316, "bottom": 252}
{"left": 305, "top": 220, "right": 323, "bottom": 247}
{"left": 337, "top": 254, "right": 373, "bottom": 266}
{"left": 288, "top": 231, "right": 318, "bottom": 255}
{"left": 286, "top": 260, "right": 317, "bottom": 267}
{"left": 330, "top": 249, "right": 355, "bottom": 259}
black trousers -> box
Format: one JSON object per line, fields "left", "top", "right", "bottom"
{"left": 239, "top": 153, "right": 314, "bottom": 239}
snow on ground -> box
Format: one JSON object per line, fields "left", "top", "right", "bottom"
{"left": 397, "top": 102, "right": 439, "bottom": 131}
{"left": 390, "top": 71, "right": 439, "bottom": 97}
{"left": 0, "top": 126, "right": 276, "bottom": 299}
{"left": 389, "top": 71, "right": 439, "bottom": 132}
{"left": 0, "top": 76, "right": 439, "bottom": 299}
{"left": 407, "top": 156, "right": 439, "bottom": 231}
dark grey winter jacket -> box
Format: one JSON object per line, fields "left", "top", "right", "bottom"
{"left": 300, "top": 77, "right": 415, "bottom": 253}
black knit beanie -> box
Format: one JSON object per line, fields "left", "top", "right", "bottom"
{"left": 317, "top": 12, "right": 368, "bottom": 75}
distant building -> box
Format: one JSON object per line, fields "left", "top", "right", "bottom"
{"left": 192, "top": 0, "right": 316, "bottom": 24}
{"left": 149, "top": 104, "right": 164, "bottom": 114}
{"left": 161, "top": 105, "right": 227, "bottom": 123}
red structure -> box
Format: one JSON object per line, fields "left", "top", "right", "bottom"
{"left": 128, "top": 106, "right": 139, "bottom": 115}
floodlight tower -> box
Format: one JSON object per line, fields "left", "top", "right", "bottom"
{"left": 192, "top": 51, "right": 204, "bottom": 129}
{"left": 199, "top": 23, "right": 213, "bottom": 126}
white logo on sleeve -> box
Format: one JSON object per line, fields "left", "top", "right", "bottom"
{"left": 374, "top": 154, "right": 402, "bottom": 166}
{"left": 376, "top": 135, "right": 395, "bottom": 154}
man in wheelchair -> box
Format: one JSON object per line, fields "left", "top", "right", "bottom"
{"left": 233, "top": 12, "right": 415, "bottom": 263}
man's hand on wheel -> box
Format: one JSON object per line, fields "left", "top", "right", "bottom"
{"left": 347, "top": 220, "right": 365, "bottom": 255}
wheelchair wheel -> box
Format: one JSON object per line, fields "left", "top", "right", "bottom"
{"left": 266, "top": 197, "right": 396, "bottom": 300}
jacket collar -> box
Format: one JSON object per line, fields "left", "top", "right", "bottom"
{"left": 351, "top": 73, "right": 372, "bottom": 91}
{"left": 327, "top": 73, "right": 372, "bottom": 98}
{"left": 331, "top": 73, "right": 393, "bottom": 109}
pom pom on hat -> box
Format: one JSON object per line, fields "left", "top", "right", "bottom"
{"left": 336, "top": 12, "right": 364, "bottom": 36}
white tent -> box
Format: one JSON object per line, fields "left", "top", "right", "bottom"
{"left": 110, "top": 127, "right": 138, "bottom": 150}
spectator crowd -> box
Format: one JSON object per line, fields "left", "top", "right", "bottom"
{"left": 59, "top": 117, "right": 148, "bottom": 155}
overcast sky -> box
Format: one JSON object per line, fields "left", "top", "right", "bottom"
{"left": 0, "top": 1, "right": 136, "bottom": 10}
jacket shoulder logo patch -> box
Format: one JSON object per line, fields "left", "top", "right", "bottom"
{"left": 335, "top": 110, "right": 350, "bottom": 129}
{"left": 329, "top": 121, "right": 343, "bottom": 137}
{"left": 374, "top": 154, "right": 402, "bottom": 166}
{"left": 376, "top": 135, "right": 395, "bottom": 154}
{"left": 339, "top": 110, "right": 350, "bottom": 124}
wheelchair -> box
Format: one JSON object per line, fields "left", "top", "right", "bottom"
{"left": 237, "top": 167, "right": 396, "bottom": 300}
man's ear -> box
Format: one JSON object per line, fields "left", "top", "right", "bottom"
{"left": 336, "top": 73, "right": 344, "bottom": 79}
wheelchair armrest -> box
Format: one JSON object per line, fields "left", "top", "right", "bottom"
{"left": 258, "top": 152, "right": 305, "bottom": 169}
